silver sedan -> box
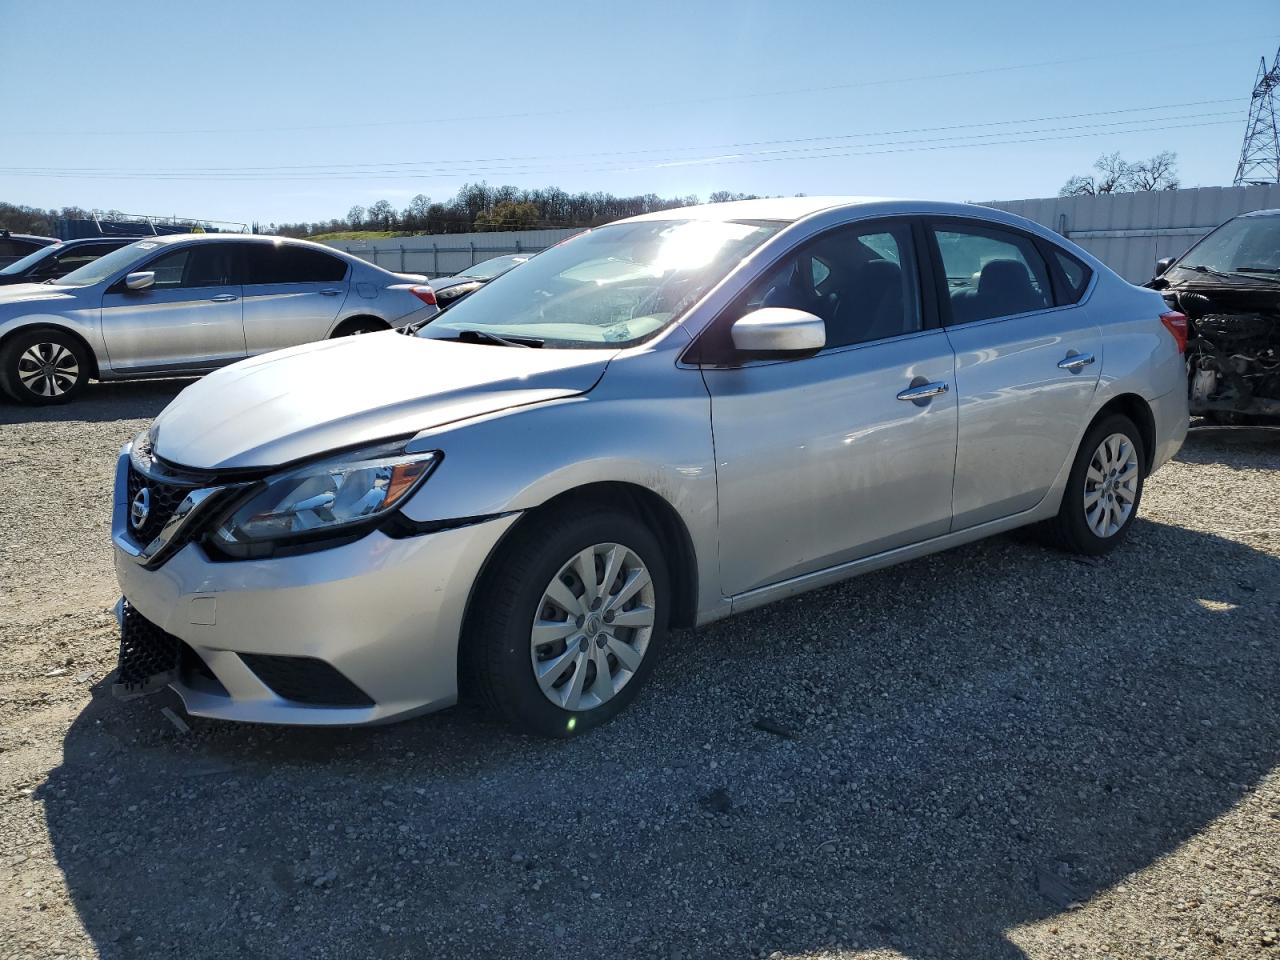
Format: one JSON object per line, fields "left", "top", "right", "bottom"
{"left": 0, "top": 234, "right": 438, "bottom": 404}
{"left": 110, "top": 198, "right": 1188, "bottom": 736}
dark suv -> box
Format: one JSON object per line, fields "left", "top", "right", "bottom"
{"left": 0, "top": 237, "right": 140, "bottom": 286}
{"left": 0, "top": 231, "right": 57, "bottom": 268}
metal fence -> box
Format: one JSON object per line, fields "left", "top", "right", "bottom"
{"left": 322, "top": 228, "right": 581, "bottom": 278}
{"left": 984, "top": 184, "right": 1280, "bottom": 282}
{"left": 320, "top": 184, "right": 1280, "bottom": 284}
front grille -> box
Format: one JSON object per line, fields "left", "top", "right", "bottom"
{"left": 239, "top": 653, "right": 374, "bottom": 707}
{"left": 113, "top": 600, "right": 181, "bottom": 698}
{"left": 126, "top": 463, "right": 197, "bottom": 546}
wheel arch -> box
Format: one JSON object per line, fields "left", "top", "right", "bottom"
{"left": 0, "top": 323, "right": 101, "bottom": 380}
{"left": 466, "top": 481, "right": 700, "bottom": 636}
{"left": 1090, "top": 392, "right": 1156, "bottom": 471}
{"left": 329, "top": 314, "right": 390, "bottom": 338}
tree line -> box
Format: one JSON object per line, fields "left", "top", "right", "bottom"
{"left": 264, "top": 184, "right": 770, "bottom": 238}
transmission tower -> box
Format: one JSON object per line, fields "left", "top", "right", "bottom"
{"left": 1234, "top": 46, "right": 1280, "bottom": 186}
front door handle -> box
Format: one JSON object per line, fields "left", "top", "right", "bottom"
{"left": 1057, "top": 351, "right": 1096, "bottom": 371}
{"left": 320, "top": 288, "right": 342, "bottom": 296}
{"left": 209, "top": 294, "right": 238, "bottom": 303}
{"left": 897, "top": 381, "right": 949, "bottom": 404}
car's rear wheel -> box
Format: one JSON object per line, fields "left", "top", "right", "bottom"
{"left": 0, "top": 329, "right": 91, "bottom": 404}
{"left": 466, "top": 506, "right": 670, "bottom": 737}
{"left": 1042, "top": 413, "right": 1145, "bottom": 555}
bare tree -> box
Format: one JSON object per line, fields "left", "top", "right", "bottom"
{"left": 1059, "top": 151, "right": 1179, "bottom": 197}
{"left": 1129, "top": 151, "right": 1180, "bottom": 191}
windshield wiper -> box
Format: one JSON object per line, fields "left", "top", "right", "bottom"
{"left": 1234, "top": 265, "right": 1280, "bottom": 280}
{"left": 1181, "top": 264, "right": 1244, "bottom": 282}
{"left": 454, "top": 329, "right": 543, "bottom": 348}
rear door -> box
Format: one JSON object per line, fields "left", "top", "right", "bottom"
{"left": 239, "top": 242, "right": 350, "bottom": 354}
{"left": 927, "top": 218, "right": 1102, "bottom": 529}
{"left": 99, "top": 242, "right": 245, "bottom": 372}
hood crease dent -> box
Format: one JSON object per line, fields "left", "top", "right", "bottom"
{"left": 151, "top": 333, "right": 615, "bottom": 470}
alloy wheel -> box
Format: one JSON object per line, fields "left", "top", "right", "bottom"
{"left": 530, "top": 542, "right": 656, "bottom": 711}
{"left": 1083, "top": 432, "right": 1139, "bottom": 537}
{"left": 17, "top": 342, "right": 79, "bottom": 398}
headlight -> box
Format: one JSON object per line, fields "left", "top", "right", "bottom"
{"left": 211, "top": 444, "right": 439, "bottom": 555}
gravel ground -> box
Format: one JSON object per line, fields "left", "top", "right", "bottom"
{"left": 0, "top": 382, "right": 1277, "bottom": 960}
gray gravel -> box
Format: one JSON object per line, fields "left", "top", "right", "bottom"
{"left": 1, "top": 382, "right": 1278, "bottom": 960}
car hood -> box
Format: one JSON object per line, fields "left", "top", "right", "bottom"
{"left": 0, "top": 283, "right": 82, "bottom": 306}
{"left": 152, "top": 332, "right": 615, "bottom": 470}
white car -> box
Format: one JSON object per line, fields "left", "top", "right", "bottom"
{"left": 0, "top": 234, "right": 438, "bottom": 403}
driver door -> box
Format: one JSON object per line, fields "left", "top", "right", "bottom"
{"left": 696, "top": 219, "right": 958, "bottom": 597}
{"left": 100, "top": 243, "right": 246, "bottom": 373}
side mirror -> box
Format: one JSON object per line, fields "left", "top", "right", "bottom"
{"left": 125, "top": 271, "right": 155, "bottom": 291}
{"left": 1154, "top": 256, "right": 1175, "bottom": 276}
{"left": 730, "top": 307, "right": 825, "bottom": 355}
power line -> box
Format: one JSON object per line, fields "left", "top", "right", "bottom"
{"left": 6, "top": 35, "right": 1275, "bottom": 138}
{"left": 0, "top": 98, "right": 1243, "bottom": 176}
{"left": 0, "top": 114, "right": 1245, "bottom": 183}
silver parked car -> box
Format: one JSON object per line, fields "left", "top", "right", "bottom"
{"left": 0, "top": 234, "right": 438, "bottom": 404}
{"left": 111, "top": 198, "right": 1189, "bottom": 737}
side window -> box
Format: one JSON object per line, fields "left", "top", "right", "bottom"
{"left": 50, "top": 244, "right": 118, "bottom": 276}
{"left": 143, "top": 245, "right": 234, "bottom": 289}
{"left": 739, "top": 222, "right": 921, "bottom": 350}
{"left": 0, "top": 239, "right": 36, "bottom": 258}
{"left": 932, "top": 223, "right": 1052, "bottom": 324}
{"left": 244, "top": 244, "right": 347, "bottom": 284}
{"left": 1048, "top": 246, "right": 1092, "bottom": 303}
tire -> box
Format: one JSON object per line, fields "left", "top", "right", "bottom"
{"left": 1041, "top": 413, "right": 1146, "bottom": 556}
{"left": 466, "top": 505, "right": 671, "bottom": 738}
{"left": 0, "top": 328, "right": 91, "bottom": 405}
{"left": 331, "top": 318, "right": 387, "bottom": 337}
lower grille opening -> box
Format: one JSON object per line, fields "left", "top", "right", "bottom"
{"left": 239, "top": 653, "right": 374, "bottom": 708}
{"left": 114, "top": 600, "right": 181, "bottom": 698}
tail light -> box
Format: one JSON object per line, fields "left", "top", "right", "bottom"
{"left": 1160, "top": 310, "right": 1188, "bottom": 353}
{"left": 410, "top": 285, "right": 437, "bottom": 306}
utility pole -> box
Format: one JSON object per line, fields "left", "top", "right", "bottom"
{"left": 1234, "top": 46, "right": 1280, "bottom": 186}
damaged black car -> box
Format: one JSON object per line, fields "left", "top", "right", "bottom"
{"left": 1149, "top": 208, "right": 1280, "bottom": 423}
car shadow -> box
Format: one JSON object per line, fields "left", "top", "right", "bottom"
{"left": 41, "top": 523, "right": 1279, "bottom": 958}
{"left": 0, "top": 378, "right": 194, "bottom": 425}
{"left": 1179, "top": 422, "right": 1280, "bottom": 467}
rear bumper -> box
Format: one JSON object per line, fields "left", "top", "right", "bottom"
{"left": 1149, "top": 385, "right": 1189, "bottom": 474}
{"left": 112, "top": 469, "right": 518, "bottom": 725}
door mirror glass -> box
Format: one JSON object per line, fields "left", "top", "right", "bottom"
{"left": 1154, "top": 256, "right": 1175, "bottom": 276}
{"left": 125, "top": 271, "right": 155, "bottom": 291}
{"left": 730, "top": 307, "right": 825, "bottom": 355}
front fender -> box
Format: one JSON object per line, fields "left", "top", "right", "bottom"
{"left": 397, "top": 348, "right": 725, "bottom": 622}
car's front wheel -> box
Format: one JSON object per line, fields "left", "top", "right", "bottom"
{"left": 0, "top": 329, "right": 91, "bottom": 404}
{"left": 1043, "top": 413, "right": 1146, "bottom": 555}
{"left": 467, "top": 505, "right": 670, "bottom": 737}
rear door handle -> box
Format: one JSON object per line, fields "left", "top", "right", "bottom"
{"left": 896, "top": 381, "right": 949, "bottom": 403}
{"left": 209, "top": 294, "right": 238, "bottom": 302}
{"left": 1057, "top": 352, "right": 1095, "bottom": 371}
{"left": 320, "top": 288, "right": 342, "bottom": 296}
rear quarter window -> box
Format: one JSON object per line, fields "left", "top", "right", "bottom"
{"left": 1048, "top": 247, "right": 1092, "bottom": 303}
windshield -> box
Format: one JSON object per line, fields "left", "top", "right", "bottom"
{"left": 419, "top": 219, "right": 782, "bottom": 348}
{"left": 1171, "top": 214, "right": 1280, "bottom": 279}
{"left": 459, "top": 255, "right": 527, "bottom": 280}
{"left": 53, "top": 239, "right": 157, "bottom": 287}
{"left": 0, "top": 244, "right": 62, "bottom": 276}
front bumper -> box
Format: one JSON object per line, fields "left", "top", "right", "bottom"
{"left": 111, "top": 451, "right": 518, "bottom": 725}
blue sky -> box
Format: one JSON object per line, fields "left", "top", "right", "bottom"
{"left": 1, "top": 0, "right": 1276, "bottom": 227}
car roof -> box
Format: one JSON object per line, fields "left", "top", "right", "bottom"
{"left": 52, "top": 236, "right": 141, "bottom": 246}
{"left": 617, "top": 195, "right": 1047, "bottom": 226}
{"left": 1, "top": 232, "right": 57, "bottom": 244}
{"left": 1238, "top": 208, "right": 1280, "bottom": 219}
{"left": 129, "top": 232, "right": 332, "bottom": 248}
